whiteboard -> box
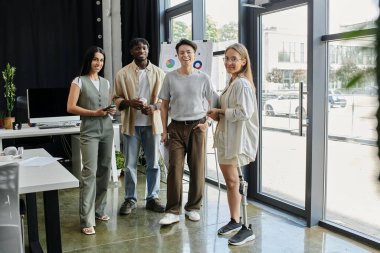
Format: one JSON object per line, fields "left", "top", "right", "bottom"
{"left": 159, "top": 40, "right": 213, "bottom": 76}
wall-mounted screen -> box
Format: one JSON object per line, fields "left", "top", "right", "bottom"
{"left": 27, "top": 88, "right": 79, "bottom": 124}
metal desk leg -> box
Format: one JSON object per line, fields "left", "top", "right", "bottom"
{"left": 43, "top": 190, "right": 62, "bottom": 253}
{"left": 26, "top": 193, "right": 43, "bottom": 253}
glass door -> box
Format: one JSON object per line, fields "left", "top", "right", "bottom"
{"left": 258, "top": 4, "right": 308, "bottom": 211}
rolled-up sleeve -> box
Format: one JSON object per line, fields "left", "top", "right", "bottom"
{"left": 159, "top": 75, "right": 170, "bottom": 101}
{"left": 224, "top": 81, "right": 254, "bottom": 122}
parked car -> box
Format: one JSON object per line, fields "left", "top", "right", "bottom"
{"left": 264, "top": 92, "right": 306, "bottom": 118}
{"left": 364, "top": 85, "right": 378, "bottom": 96}
{"left": 328, "top": 90, "right": 346, "bottom": 108}
{"left": 261, "top": 93, "right": 279, "bottom": 107}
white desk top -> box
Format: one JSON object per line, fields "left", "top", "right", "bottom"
{"left": 0, "top": 125, "right": 80, "bottom": 139}
{"left": 18, "top": 148, "right": 79, "bottom": 194}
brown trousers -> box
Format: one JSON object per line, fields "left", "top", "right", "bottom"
{"left": 165, "top": 119, "right": 206, "bottom": 214}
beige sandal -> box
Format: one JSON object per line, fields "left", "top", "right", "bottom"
{"left": 96, "top": 214, "right": 110, "bottom": 221}
{"left": 82, "top": 226, "right": 95, "bottom": 235}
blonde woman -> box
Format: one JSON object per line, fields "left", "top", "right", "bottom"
{"left": 207, "top": 43, "right": 259, "bottom": 245}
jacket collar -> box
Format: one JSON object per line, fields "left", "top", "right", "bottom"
{"left": 131, "top": 60, "right": 152, "bottom": 72}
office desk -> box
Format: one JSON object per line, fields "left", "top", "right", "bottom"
{"left": 0, "top": 125, "right": 81, "bottom": 150}
{"left": 19, "top": 148, "right": 79, "bottom": 253}
{"left": 0, "top": 124, "right": 120, "bottom": 182}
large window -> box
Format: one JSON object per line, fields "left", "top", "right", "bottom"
{"left": 324, "top": 0, "right": 380, "bottom": 245}
{"left": 204, "top": 0, "right": 238, "bottom": 50}
{"left": 167, "top": 0, "right": 188, "bottom": 8}
{"left": 171, "top": 13, "right": 192, "bottom": 42}
{"left": 204, "top": 0, "right": 238, "bottom": 92}
{"left": 260, "top": 5, "right": 308, "bottom": 208}
{"left": 329, "top": 0, "right": 379, "bottom": 33}
{"left": 326, "top": 37, "right": 380, "bottom": 241}
{"left": 164, "top": 0, "right": 192, "bottom": 43}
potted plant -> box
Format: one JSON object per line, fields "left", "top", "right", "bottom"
{"left": 115, "top": 150, "right": 125, "bottom": 177}
{"left": 2, "top": 63, "right": 16, "bottom": 129}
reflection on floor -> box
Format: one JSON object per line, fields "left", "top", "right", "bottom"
{"left": 25, "top": 172, "right": 378, "bottom": 253}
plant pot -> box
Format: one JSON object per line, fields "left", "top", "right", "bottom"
{"left": 3, "top": 117, "right": 15, "bottom": 129}
{"left": 0, "top": 118, "right": 4, "bottom": 129}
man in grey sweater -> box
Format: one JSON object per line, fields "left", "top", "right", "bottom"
{"left": 159, "top": 39, "right": 214, "bottom": 225}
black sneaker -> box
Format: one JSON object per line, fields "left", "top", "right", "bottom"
{"left": 119, "top": 200, "right": 136, "bottom": 215}
{"left": 228, "top": 225, "right": 255, "bottom": 246}
{"left": 146, "top": 198, "right": 165, "bottom": 213}
{"left": 218, "top": 218, "right": 242, "bottom": 235}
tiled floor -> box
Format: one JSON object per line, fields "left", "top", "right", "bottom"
{"left": 24, "top": 171, "right": 379, "bottom": 253}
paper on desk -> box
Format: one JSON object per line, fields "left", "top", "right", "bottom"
{"left": 18, "top": 156, "right": 62, "bottom": 167}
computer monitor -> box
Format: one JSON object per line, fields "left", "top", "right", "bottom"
{"left": 27, "top": 87, "right": 80, "bottom": 124}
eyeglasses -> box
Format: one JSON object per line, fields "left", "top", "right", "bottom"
{"left": 223, "top": 57, "right": 242, "bottom": 63}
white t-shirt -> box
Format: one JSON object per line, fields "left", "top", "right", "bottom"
{"left": 135, "top": 69, "right": 151, "bottom": 126}
{"left": 72, "top": 76, "right": 110, "bottom": 91}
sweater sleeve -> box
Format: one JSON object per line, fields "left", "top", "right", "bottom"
{"left": 224, "top": 79, "right": 254, "bottom": 122}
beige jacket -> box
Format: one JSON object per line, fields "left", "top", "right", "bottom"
{"left": 113, "top": 61, "right": 165, "bottom": 135}
{"left": 218, "top": 77, "right": 259, "bottom": 161}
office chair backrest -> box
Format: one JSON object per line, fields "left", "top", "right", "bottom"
{"left": 0, "top": 162, "right": 24, "bottom": 253}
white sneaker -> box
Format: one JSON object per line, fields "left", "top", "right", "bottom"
{"left": 185, "top": 210, "right": 200, "bottom": 221}
{"left": 159, "top": 213, "right": 180, "bottom": 225}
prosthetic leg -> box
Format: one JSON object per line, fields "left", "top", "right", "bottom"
{"left": 228, "top": 165, "right": 255, "bottom": 246}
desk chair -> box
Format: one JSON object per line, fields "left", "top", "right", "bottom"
{"left": 0, "top": 163, "right": 24, "bottom": 253}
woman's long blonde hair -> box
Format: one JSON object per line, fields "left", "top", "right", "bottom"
{"left": 225, "top": 43, "right": 255, "bottom": 91}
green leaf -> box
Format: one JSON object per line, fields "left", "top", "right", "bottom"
{"left": 345, "top": 72, "right": 365, "bottom": 89}
{"left": 115, "top": 151, "right": 125, "bottom": 170}
{"left": 2, "top": 63, "right": 16, "bottom": 117}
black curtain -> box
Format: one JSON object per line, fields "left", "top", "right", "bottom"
{"left": 0, "top": 0, "right": 103, "bottom": 115}
{"left": 120, "top": 0, "right": 161, "bottom": 66}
